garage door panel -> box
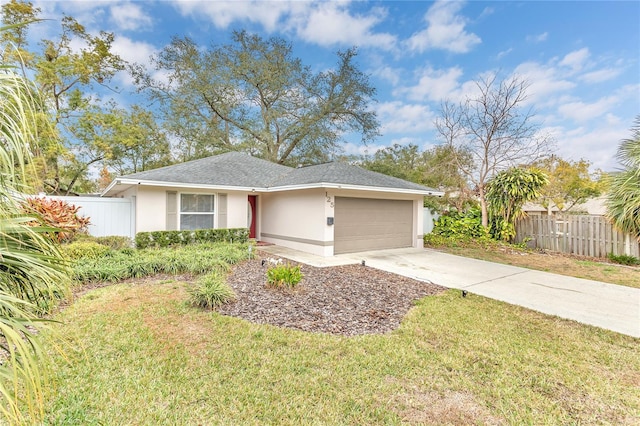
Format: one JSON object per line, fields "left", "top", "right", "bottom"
{"left": 334, "top": 197, "right": 413, "bottom": 254}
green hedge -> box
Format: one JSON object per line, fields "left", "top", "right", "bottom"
{"left": 135, "top": 228, "right": 249, "bottom": 249}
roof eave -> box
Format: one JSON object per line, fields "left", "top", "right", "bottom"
{"left": 101, "top": 178, "right": 267, "bottom": 197}
{"left": 101, "top": 178, "right": 445, "bottom": 197}
{"left": 267, "top": 182, "right": 444, "bottom": 196}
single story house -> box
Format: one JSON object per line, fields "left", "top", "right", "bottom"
{"left": 102, "top": 152, "right": 443, "bottom": 256}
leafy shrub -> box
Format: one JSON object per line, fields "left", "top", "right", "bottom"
{"left": 608, "top": 253, "right": 640, "bottom": 266}
{"left": 94, "top": 236, "right": 132, "bottom": 250}
{"left": 188, "top": 271, "right": 236, "bottom": 309}
{"left": 61, "top": 241, "right": 112, "bottom": 260}
{"left": 21, "top": 197, "right": 91, "bottom": 242}
{"left": 266, "top": 263, "right": 303, "bottom": 288}
{"left": 431, "top": 208, "right": 489, "bottom": 239}
{"left": 135, "top": 228, "right": 249, "bottom": 249}
{"left": 71, "top": 234, "right": 132, "bottom": 250}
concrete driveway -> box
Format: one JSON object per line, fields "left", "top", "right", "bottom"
{"left": 259, "top": 246, "right": 640, "bottom": 338}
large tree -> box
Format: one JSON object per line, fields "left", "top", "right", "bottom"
{"left": 360, "top": 143, "right": 474, "bottom": 211}
{"left": 69, "top": 103, "right": 171, "bottom": 179}
{"left": 1, "top": 0, "right": 126, "bottom": 194}
{"left": 135, "top": 30, "right": 380, "bottom": 165}
{"left": 435, "top": 74, "right": 553, "bottom": 227}
{"left": 606, "top": 117, "right": 640, "bottom": 239}
{"left": 533, "top": 155, "right": 604, "bottom": 211}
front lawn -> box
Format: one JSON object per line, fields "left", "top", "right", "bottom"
{"left": 43, "top": 244, "right": 639, "bottom": 424}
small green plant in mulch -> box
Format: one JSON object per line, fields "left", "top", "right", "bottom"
{"left": 188, "top": 270, "right": 236, "bottom": 309}
{"left": 266, "top": 263, "right": 303, "bottom": 289}
{"left": 607, "top": 252, "right": 640, "bottom": 266}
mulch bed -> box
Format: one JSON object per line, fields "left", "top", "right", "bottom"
{"left": 218, "top": 253, "right": 446, "bottom": 336}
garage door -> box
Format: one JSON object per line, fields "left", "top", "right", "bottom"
{"left": 334, "top": 197, "right": 413, "bottom": 254}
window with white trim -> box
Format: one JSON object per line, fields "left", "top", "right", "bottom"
{"left": 179, "top": 193, "right": 215, "bottom": 230}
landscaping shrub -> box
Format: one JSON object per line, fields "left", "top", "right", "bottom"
{"left": 61, "top": 241, "right": 112, "bottom": 260}
{"left": 188, "top": 271, "right": 236, "bottom": 309}
{"left": 135, "top": 228, "right": 249, "bottom": 249}
{"left": 431, "top": 208, "right": 489, "bottom": 239}
{"left": 608, "top": 252, "right": 640, "bottom": 266}
{"left": 266, "top": 263, "right": 303, "bottom": 288}
{"left": 71, "top": 234, "right": 132, "bottom": 249}
{"left": 70, "top": 242, "right": 252, "bottom": 284}
{"left": 22, "top": 197, "right": 91, "bottom": 242}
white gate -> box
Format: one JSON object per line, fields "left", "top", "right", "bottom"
{"left": 423, "top": 208, "right": 440, "bottom": 234}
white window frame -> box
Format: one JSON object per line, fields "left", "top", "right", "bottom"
{"left": 178, "top": 192, "right": 216, "bottom": 231}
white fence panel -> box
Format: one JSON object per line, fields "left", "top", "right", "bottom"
{"left": 45, "top": 196, "right": 134, "bottom": 239}
{"left": 423, "top": 208, "right": 440, "bottom": 234}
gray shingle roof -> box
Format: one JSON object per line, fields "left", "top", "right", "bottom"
{"left": 273, "top": 161, "right": 434, "bottom": 192}
{"left": 115, "top": 151, "right": 439, "bottom": 194}
{"left": 119, "top": 151, "right": 291, "bottom": 188}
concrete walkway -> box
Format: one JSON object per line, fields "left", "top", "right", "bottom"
{"left": 259, "top": 245, "right": 640, "bottom": 338}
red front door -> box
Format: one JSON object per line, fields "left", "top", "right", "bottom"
{"left": 248, "top": 195, "right": 257, "bottom": 239}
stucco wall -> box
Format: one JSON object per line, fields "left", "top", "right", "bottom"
{"left": 124, "top": 186, "right": 248, "bottom": 233}
{"left": 260, "top": 188, "right": 333, "bottom": 256}
{"left": 227, "top": 193, "right": 250, "bottom": 228}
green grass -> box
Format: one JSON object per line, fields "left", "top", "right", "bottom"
{"left": 44, "top": 281, "right": 640, "bottom": 425}
{"left": 425, "top": 236, "right": 640, "bottom": 289}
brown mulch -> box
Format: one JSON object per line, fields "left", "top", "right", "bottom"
{"left": 217, "top": 254, "right": 446, "bottom": 336}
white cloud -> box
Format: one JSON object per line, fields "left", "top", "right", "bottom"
{"left": 111, "top": 36, "right": 159, "bottom": 87}
{"left": 544, "top": 124, "right": 627, "bottom": 171}
{"left": 580, "top": 68, "right": 623, "bottom": 84}
{"left": 112, "top": 36, "right": 157, "bottom": 68}
{"left": 526, "top": 32, "right": 548, "bottom": 43}
{"left": 405, "top": 0, "right": 481, "bottom": 53}
{"left": 343, "top": 141, "right": 388, "bottom": 157}
{"left": 376, "top": 101, "right": 435, "bottom": 134}
{"left": 291, "top": 3, "right": 396, "bottom": 49}
{"left": 371, "top": 65, "right": 403, "bottom": 86}
{"left": 559, "top": 48, "right": 590, "bottom": 73}
{"left": 110, "top": 3, "right": 153, "bottom": 31}
{"left": 395, "top": 66, "right": 464, "bottom": 102}
{"left": 171, "top": 1, "right": 396, "bottom": 49}
{"left": 496, "top": 48, "right": 513, "bottom": 60}
{"left": 512, "top": 61, "right": 575, "bottom": 106}
{"left": 556, "top": 84, "right": 639, "bottom": 123}
{"left": 557, "top": 96, "right": 619, "bottom": 123}
{"left": 172, "top": 0, "right": 294, "bottom": 32}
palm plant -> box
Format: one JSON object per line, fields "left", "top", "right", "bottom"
{"left": 486, "top": 167, "right": 549, "bottom": 242}
{"left": 606, "top": 117, "right": 640, "bottom": 239}
{"left": 0, "top": 50, "right": 69, "bottom": 423}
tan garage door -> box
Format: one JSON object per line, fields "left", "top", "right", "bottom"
{"left": 334, "top": 197, "right": 413, "bottom": 254}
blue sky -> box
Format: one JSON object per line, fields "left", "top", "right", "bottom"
{"left": 22, "top": 0, "right": 640, "bottom": 171}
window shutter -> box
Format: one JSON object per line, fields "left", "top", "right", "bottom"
{"left": 166, "top": 191, "right": 177, "bottom": 230}
{"left": 218, "top": 194, "right": 227, "bottom": 228}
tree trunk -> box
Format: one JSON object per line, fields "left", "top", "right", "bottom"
{"left": 479, "top": 187, "right": 489, "bottom": 228}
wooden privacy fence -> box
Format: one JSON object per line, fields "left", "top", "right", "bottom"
{"left": 515, "top": 214, "right": 640, "bottom": 258}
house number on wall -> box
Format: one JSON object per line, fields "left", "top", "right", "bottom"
{"left": 326, "top": 193, "right": 334, "bottom": 208}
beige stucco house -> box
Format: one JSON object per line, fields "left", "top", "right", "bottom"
{"left": 102, "top": 152, "right": 443, "bottom": 256}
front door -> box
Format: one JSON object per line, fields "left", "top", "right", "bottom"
{"left": 248, "top": 195, "right": 257, "bottom": 239}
